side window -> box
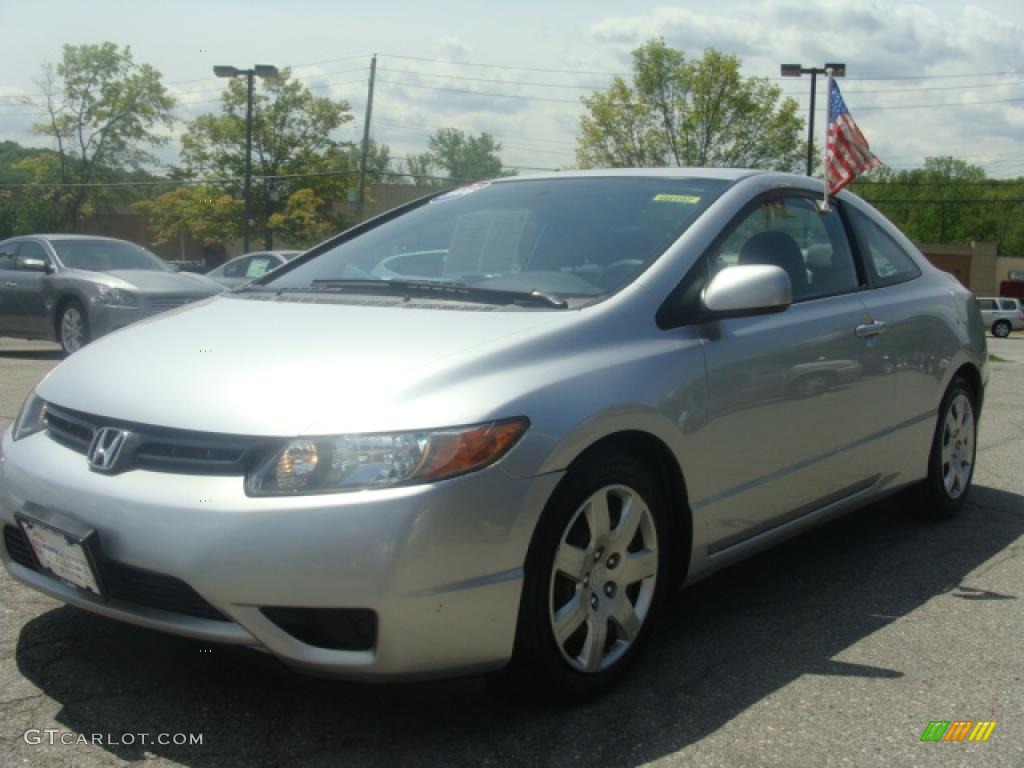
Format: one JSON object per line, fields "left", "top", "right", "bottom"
{"left": 15, "top": 240, "right": 49, "bottom": 267}
{"left": 977, "top": 299, "right": 998, "bottom": 311}
{"left": 223, "top": 256, "right": 252, "bottom": 278}
{"left": 709, "top": 194, "right": 860, "bottom": 302}
{"left": 846, "top": 207, "right": 921, "bottom": 287}
{"left": 998, "top": 299, "right": 1018, "bottom": 311}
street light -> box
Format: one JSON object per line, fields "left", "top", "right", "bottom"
{"left": 213, "top": 63, "right": 279, "bottom": 252}
{"left": 780, "top": 62, "right": 845, "bottom": 176}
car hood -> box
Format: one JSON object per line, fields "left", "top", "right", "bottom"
{"left": 36, "top": 295, "right": 578, "bottom": 436}
{"left": 89, "top": 269, "right": 224, "bottom": 295}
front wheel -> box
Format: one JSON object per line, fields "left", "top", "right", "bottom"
{"left": 912, "top": 377, "right": 978, "bottom": 520}
{"left": 59, "top": 300, "right": 91, "bottom": 356}
{"left": 992, "top": 320, "right": 1011, "bottom": 338}
{"left": 514, "top": 452, "right": 670, "bottom": 698}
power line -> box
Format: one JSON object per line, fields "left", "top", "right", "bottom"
{"left": 379, "top": 53, "right": 621, "bottom": 77}
{"left": 377, "top": 67, "right": 606, "bottom": 91}
{"left": 376, "top": 79, "right": 581, "bottom": 105}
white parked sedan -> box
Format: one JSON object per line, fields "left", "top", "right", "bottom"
{"left": 206, "top": 250, "right": 301, "bottom": 289}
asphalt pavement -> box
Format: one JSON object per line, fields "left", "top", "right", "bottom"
{"left": 0, "top": 337, "right": 1022, "bottom": 767}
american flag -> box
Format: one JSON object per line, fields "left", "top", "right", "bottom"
{"left": 826, "top": 79, "right": 881, "bottom": 195}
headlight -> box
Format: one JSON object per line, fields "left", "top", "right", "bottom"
{"left": 246, "top": 418, "right": 529, "bottom": 496}
{"left": 92, "top": 285, "right": 138, "bottom": 307}
{"left": 12, "top": 391, "right": 47, "bottom": 441}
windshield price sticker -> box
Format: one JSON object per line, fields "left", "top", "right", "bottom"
{"left": 653, "top": 194, "right": 701, "bottom": 204}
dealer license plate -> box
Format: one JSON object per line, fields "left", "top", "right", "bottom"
{"left": 18, "top": 517, "right": 103, "bottom": 596}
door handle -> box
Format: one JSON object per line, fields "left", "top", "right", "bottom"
{"left": 4, "top": 281, "right": 16, "bottom": 288}
{"left": 855, "top": 320, "right": 887, "bottom": 337}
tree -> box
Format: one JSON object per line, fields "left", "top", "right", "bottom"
{"left": 399, "top": 152, "right": 444, "bottom": 187}
{"left": 179, "top": 68, "right": 354, "bottom": 248}
{"left": 133, "top": 186, "right": 243, "bottom": 258}
{"left": 849, "top": 158, "right": 1024, "bottom": 255}
{"left": 22, "top": 43, "right": 175, "bottom": 230}
{"left": 425, "top": 128, "right": 511, "bottom": 181}
{"left": 576, "top": 40, "right": 804, "bottom": 171}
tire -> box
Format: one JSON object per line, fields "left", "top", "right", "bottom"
{"left": 513, "top": 450, "right": 670, "bottom": 699}
{"left": 911, "top": 377, "right": 978, "bottom": 520}
{"left": 992, "top": 320, "right": 1011, "bottom": 338}
{"left": 58, "top": 300, "right": 91, "bottom": 356}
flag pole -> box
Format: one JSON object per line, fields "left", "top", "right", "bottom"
{"left": 821, "top": 67, "right": 833, "bottom": 212}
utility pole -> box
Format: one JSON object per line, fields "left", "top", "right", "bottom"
{"left": 244, "top": 70, "right": 254, "bottom": 253}
{"left": 781, "top": 62, "right": 846, "bottom": 176}
{"left": 357, "top": 54, "right": 378, "bottom": 223}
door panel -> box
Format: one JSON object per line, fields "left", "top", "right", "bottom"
{"left": 697, "top": 294, "right": 884, "bottom": 551}
{"left": 685, "top": 192, "right": 891, "bottom": 552}
{"left": 0, "top": 242, "right": 23, "bottom": 333}
{"left": 12, "top": 241, "right": 53, "bottom": 337}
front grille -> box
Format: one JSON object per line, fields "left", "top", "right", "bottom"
{"left": 4, "top": 524, "right": 36, "bottom": 569}
{"left": 148, "top": 296, "right": 195, "bottom": 313}
{"left": 3, "top": 525, "right": 229, "bottom": 622}
{"left": 43, "top": 403, "right": 274, "bottom": 476}
{"left": 101, "top": 559, "right": 228, "bottom": 622}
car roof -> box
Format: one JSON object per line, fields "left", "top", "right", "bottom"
{"left": 491, "top": 167, "right": 763, "bottom": 183}
{"left": 19, "top": 234, "right": 134, "bottom": 241}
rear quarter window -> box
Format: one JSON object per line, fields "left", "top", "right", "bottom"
{"left": 846, "top": 206, "right": 922, "bottom": 287}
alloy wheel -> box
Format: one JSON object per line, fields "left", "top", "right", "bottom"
{"left": 61, "top": 306, "right": 85, "bottom": 353}
{"left": 548, "top": 484, "right": 659, "bottom": 673}
{"left": 940, "top": 393, "right": 975, "bottom": 500}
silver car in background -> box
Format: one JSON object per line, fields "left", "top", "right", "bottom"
{"left": 0, "top": 170, "right": 987, "bottom": 697}
{"left": 0, "top": 234, "right": 224, "bottom": 354}
{"left": 977, "top": 296, "right": 1023, "bottom": 337}
{"left": 206, "top": 250, "right": 302, "bottom": 289}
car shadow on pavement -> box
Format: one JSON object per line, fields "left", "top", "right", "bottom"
{"left": 12, "top": 484, "right": 1024, "bottom": 768}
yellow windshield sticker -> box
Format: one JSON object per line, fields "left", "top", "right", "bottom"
{"left": 653, "top": 194, "right": 701, "bottom": 204}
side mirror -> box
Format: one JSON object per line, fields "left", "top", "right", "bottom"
{"left": 17, "top": 256, "right": 51, "bottom": 273}
{"left": 702, "top": 264, "right": 792, "bottom": 318}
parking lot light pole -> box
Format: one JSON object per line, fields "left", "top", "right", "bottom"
{"left": 781, "top": 63, "right": 846, "bottom": 176}
{"left": 214, "top": 64, "right": 280, "bottom": 253}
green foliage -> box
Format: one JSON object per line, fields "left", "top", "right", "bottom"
{"left": 577, "top": 40, "right": 804, "bottom": 171}
{"left": 133, "top": 186, "right": 243, "bottom": 246}
{"left": 850, "top": 157, "right": 1024, "bottom": 256}
{"left": 178, "top": 68, "right": 355, "bottom": 247}
{"left": 23, "top": 43, "right": 174, "bottom": 230}
{"left": 424, "top": 128, "right": 512, "bottom": 181}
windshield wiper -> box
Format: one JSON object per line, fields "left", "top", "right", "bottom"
{"left": 275, "top": 279, "right": 570, "bottom": 309}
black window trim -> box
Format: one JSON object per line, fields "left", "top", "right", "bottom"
{"left": 657, "top": 188, "right": 868, "bottom": 329}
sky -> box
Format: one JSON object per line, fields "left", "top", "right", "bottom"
{"left": 2, "top": 0, "right": 1024, "bottom": 178}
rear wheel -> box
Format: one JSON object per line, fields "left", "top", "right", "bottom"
{"left": 992, "top": 320, "right": 1011, "bottom": 338}
{"left": 912, "top": 377, "right": 977, "bottom": 520}
{"left": 514, "top": 451, "right": 669, "bottom": 698}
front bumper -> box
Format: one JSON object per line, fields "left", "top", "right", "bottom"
{"left": 0, "top": 428, "right": 562, "bottom": 680}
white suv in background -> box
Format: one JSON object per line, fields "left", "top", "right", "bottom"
{"left": 977, "top": 297, "right": 1024, "bottom": 337}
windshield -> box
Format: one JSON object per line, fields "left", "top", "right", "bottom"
{"left": 265, "top": 177, "right": 728, "bottom": 302}
{"left": 51, "top": 239, "right": 170, "bottom": 272}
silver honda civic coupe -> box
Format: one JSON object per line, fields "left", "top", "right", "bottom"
{"left": 0, "top": 170, "right": 987, "bottom": 696}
